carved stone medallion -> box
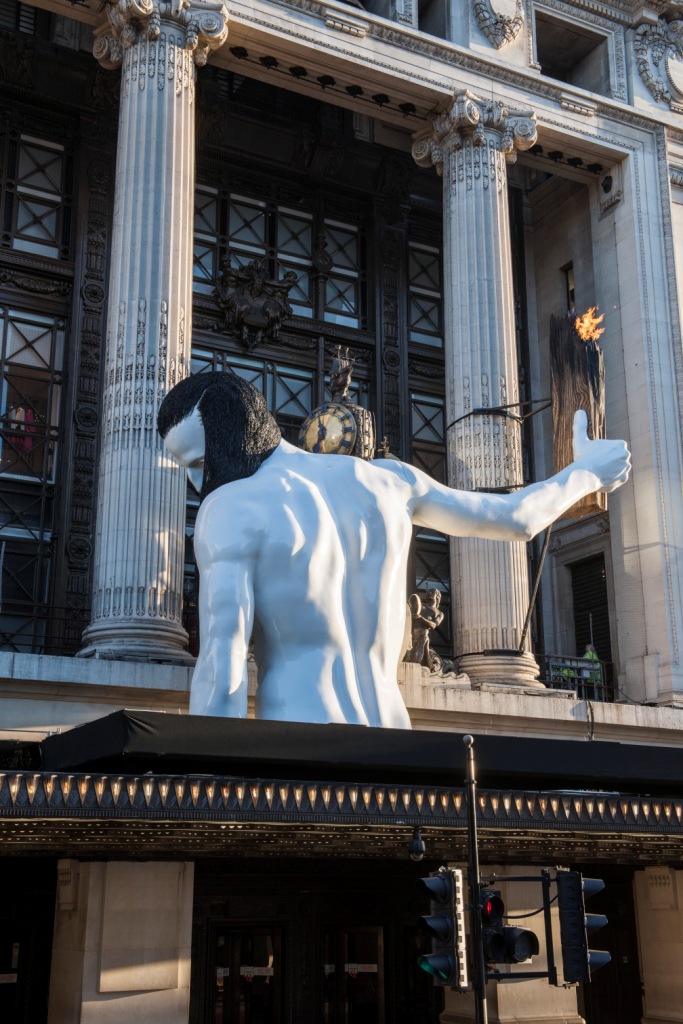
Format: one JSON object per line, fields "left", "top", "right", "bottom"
{"left": 473, "top": 0, "right": 524, "bottom": 49}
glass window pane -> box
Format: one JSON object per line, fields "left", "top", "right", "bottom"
{"left": 410, "top": 395, "right": 444, "bottom": 443}
{"left": 284, "top": 267, "right": 312, "bottom": 313}
{"left": 273, "top": 367, "right": 312, "bottom": 419}
{"left": 326, "top": 276, "right": 358, "bottom": 316}
{"left": 409, "top": 246, "right": 441, "bottom": 292}
{"left": 194, "top": 188, "right": 218, "bottom": 237}
{"left": 325, "top": 223, "right": 358, "bottom": 272}
{"left": 230, "top": 357, "right": 265, "bottom": 392}
{"left": 409, "top": 295, "right": 442, "bottom": 346}
{"left": 277, "top": 212, "right": 312, "bottom": 261}
{"left": 409, "top": 242, "right": 443, "bottom": 346}
{"left": 229, "top": 200, "right": 266, "bottom": 253}
{"left": 17, "top": 142, "right": 63, "bottom": 195}
{"left": 6, "top": 317, "right": 54, "bottom": 368}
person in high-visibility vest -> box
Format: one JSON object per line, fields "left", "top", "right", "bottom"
{"left": 583, "top": 643, "right": 603, "bottom": 698}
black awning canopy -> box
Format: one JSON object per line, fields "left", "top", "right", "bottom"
{"left": 40, "top": 710, "right": 683, "bottom": 794}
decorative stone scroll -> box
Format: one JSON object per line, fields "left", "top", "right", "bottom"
{"left": 412, "top": 90, "right": 537, "bottom": 184}
{"left": 473, "top": 0, "right": 524, "bottom": 49}
{"left": 635, "top": 17, "right": 683, "bottom": 111}
{"left": 94, "top": 0, "right": 228, "bottom": 71}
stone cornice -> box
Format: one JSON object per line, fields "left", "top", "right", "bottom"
{"left": 93, "top": 0, "right": 229, "bottom": 70}
{"left": 225, "top": 0, "right": 680, "bottom": 138}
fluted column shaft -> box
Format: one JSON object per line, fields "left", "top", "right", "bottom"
{"left": 413, "top": 91, "right": 541, "bottom": 686}
{"left": 81, "top": 0, "right": 228, "bottom": 659}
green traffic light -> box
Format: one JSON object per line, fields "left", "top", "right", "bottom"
{"left": 417, "top": 952, "right": 456, "bottom": 983}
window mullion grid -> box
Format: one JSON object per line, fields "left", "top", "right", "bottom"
{"left": 0, "top": 307, "right": 64, "bottom": 652}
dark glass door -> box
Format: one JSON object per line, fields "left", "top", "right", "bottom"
{"left": 213, "top": 927, "right": 283, "bottom": 1024}
{"left": 323, "top": 926, "right": 384, "bottom": 1024}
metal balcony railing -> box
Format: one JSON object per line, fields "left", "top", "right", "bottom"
{"left": 0, "top": 606, "right": 90, "bottom": 657}
{"left": 539, "top": 653, "right": 613, "bottom": 702}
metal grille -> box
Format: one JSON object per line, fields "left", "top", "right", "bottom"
{"left": 0, "top": 0, "right": 34, "bottom": 33}
{"left": 193, "top": 186, "right": 222, "bottom": 295}
{"left": 2, "top": 134, "right": 71, "bottom": 260}
{"left": 0, "top": 307, "right": 64, "bottom": 653}
{"left": 324, "top": 221, "right": 361, "bottom": 327}
{"left": 193, "top": 187, "right": 364, "bottom": 326}
{"left": 408, "top": 243, "right": 442, "bottom": 347}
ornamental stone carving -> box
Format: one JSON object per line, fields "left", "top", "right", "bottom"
{"left": 412, "top": 91, "right": 537, "bottom": 185}
{"left": 473, "top": 0, "right": 524, "bottom": 49}
{"left": 216, "top": 255, "right": 298, "bottom": 350}
{"left": 93, "top": 0, "right": 228, "bottom": 71}
{"left": 635, "top": 17, "right": 683, "bottom": 110}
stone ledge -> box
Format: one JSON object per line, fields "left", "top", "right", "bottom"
{"left": 0, "top": 652, "right": 193, "bottom": 692}
{"left": 400, "top": 672, "right": 683, "bottom": 746}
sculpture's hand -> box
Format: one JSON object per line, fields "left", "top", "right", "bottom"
{"left": 571, "top": 410, "right": 631, "bottom": 493}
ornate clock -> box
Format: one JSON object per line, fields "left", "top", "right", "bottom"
{"left": 298, "top": 347, "right": 376, "bottom": 460}
{"left": 299, "top": 402, "right": 358, "bottom": 455}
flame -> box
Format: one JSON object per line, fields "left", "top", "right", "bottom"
{"left": 575, "top": 306, "right": 605, "bottom": 342}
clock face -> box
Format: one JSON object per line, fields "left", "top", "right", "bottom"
{"left": 299, "top": 403, "right": 357, "bottom": 455}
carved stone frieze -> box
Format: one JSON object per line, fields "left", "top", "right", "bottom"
{"left": 63, "top": 157, "right": 112, "bottom": 649}
{"left": 635, "top": 17, "right": 683, "bottom": 109}
{"left": 375, "top": 154, "right": 412, "bottom": 226}
{"left": 408, "top": 357, "right": 447, "bottom": 378}
{"left": 0, "top": 269, "right": 71, "bottom": 297}
{"left": 93, "top": 0, "right": 229, "bottom": 74}
{"left": 473, "top": 0, "right": 524, "bottom": 48}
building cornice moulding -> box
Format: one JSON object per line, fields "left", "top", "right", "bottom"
{"left": 225, "top": 0, "right": 678, "bottom": 137}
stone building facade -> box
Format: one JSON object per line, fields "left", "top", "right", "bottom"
{"left": 2, "top": 0, "right": 683, "bottom": 1020}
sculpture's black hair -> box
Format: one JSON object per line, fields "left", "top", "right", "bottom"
{"left": 157, "top": 370, "right": 281, "bottom": 500}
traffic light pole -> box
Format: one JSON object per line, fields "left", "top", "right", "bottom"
{"left": 464, "top": 735, "right": 489, "bottom": 1024}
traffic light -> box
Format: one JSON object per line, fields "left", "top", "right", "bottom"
{"left": 480, "top": 888, "right": 540, "bottom": 965}
{"left": 556, "top": 870, "right": 611, "bottom": 984}
{"left": 416, "top": 866, "right": 468, "bottom": 989}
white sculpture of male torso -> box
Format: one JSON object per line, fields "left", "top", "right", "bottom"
{"left": 193, "top": 440, "right": 415, "bottom": 727}
{"left": 163, "top": 402, "right": 631, "bottom": 729}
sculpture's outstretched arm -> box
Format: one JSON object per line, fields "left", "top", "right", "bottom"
{"left": 400, "top": 411, "right": 631, "bottom": 542}
{"left": 189, "top": 555, "right": 254, "bottom": 717}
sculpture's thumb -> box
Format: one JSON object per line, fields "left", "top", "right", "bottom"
{"left": 572, "top": 409, "right": 589, "bottom": 456}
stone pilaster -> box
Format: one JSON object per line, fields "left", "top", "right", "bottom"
{"left": 412, "top": 91, "right": 540, "bottom": 686}
{"left": 80, "top": 0, "right": 228, "bottom": 660}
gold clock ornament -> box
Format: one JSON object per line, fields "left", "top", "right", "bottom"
{"left": 298, "top": 346, "right": 376, "bottom": 459}
{"left": 299, "top": 402, "right": 357, "bottom": 455}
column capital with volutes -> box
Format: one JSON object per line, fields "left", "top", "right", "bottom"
{"left": 412, "top": 89, "right": 537, "bottom": 175}
{"left": 93, "top": 0, "right": 229, "bottom": 70}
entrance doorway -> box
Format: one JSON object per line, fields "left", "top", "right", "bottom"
{"left": 191, "top": 858, "right": 442, "bottom": 1024}
{"left": 323, "top": 926, "right": 384, "bottom": 1024}
{"left": 213, "top": 926, "right": 284, "bottom": 1024}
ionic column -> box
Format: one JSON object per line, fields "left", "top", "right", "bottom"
{"left": 412, "top": 91, "right": 540, "bottom": 687}
{"left": 80, "top": 0, "right": 228, "bottom": 660}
